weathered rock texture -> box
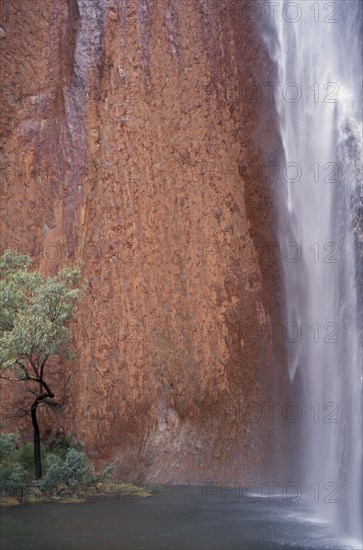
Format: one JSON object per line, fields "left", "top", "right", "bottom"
{"left": 0, "top": 0, "right": 287, "bottom": 483}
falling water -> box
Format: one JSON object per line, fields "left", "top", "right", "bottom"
{"left": 263, "top": 0, "right": 362, "bottom": 545}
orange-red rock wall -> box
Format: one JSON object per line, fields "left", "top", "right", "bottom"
{"left": 0, "top": 0, "right": 287, "bottom": 483}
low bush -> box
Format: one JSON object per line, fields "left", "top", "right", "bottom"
{"left": 102, "top": 463, "right": 116, "bottom": 481}
{"left": 51, "top": 434, "right": 82, "bottom": 460}
{"left": 0, "top": 432, "right": 95, "bottom": 502}
{"left": 149, "top": 483, "right": 162, "bottom": 494}
{"left": 0, "top": 432, "right": 18, "bottom": 464}
{"left": 15, "top": 442, "right": 46, "bottom": 479}
{"left": 0, "top": 462, "right": 28, "bottom": 501}
{"left": 38, "top": 448, "right": 95, "bottom": 494}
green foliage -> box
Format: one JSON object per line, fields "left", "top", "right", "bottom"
{"left": 0, "top": 432, "right": 28, "bottom": 500}
{"left": 51, "top": 434, "right": 82, "bottom": 460}
{"left": 38, "top": 453, "right": 67, "bottom": 491}
{"left": 15, "top": 442, "right": 46, "bottom": 478}
{"left": 0, "top": 462, "right": 28, "bottom": 499}
{"left": 0, "top": 432, "right": 17, "bottom": 464}
{"left": 38, "top": 449, "right": 95, "bottom": 493}
{"left": 0, "top": 249, "right": 86, "bottom": 375}
{"left": 149, "top": 484, "right": 162, "bottom": 494}
{"left": 0, "top": 432, "right": 95, "bottom": 501}
{"left": 64, "top": 448, "right": 95, "bottom": 487}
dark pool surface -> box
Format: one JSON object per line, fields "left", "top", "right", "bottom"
{"left": 0, "top": 486, "right": 358, "bottom": 550}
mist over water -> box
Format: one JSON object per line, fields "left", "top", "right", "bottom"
{"left": 263, "top": 0, "right": 362, "bottom": 544}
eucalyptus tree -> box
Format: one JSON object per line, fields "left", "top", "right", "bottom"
{"left": 0, "top": 250, "right": 86, "bottom": 478}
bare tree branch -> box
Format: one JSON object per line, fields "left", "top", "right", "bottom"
{"left": 39, "top": 354, "right": 49, "bottom": 380}
{"left": 27, "top": 355, "right": 40, "bottom": 378}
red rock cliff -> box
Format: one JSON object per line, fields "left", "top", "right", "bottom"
{"left": 0, "top": 0, "right": 287, "bottom": 483}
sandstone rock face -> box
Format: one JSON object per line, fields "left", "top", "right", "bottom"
{"left": 0, "top": 0, "right": 287, "bottom": 483}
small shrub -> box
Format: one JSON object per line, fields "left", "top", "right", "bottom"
{"left": 0, "top": 433, "right": 18, "bottom": 465}
{"left": 38, "top": 453, "right": 68, "bottom": 492}
{"left": 102, "top": 463, "right": 116, "bottom": 481}
{"left": 64, "top": 449, "right": 95, "bottom": 487}
{"left": 0, "top": 433, "right": 30, "bottom": 501}
{"left": 0, "top": 463, "right": 29, "bottom": 501}
{"left": 37, "top": 448, "right": 95, "bottom": 494}
{"left": 149, "top": 484, "right": 162, "bottom": 494}
{"left": 51, "top": 434, "right": 82, "bottom": 460}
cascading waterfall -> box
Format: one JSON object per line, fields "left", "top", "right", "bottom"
{"left": 263, "top": 0, "right": 362, "bottom": 545}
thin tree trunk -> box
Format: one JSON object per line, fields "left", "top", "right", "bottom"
{"left": 29, "top": 368, "right": 54, "bottom": 479}
{"left": 31, "top": 400, "right": 42, "bottom": 479}
{"left": 31, "top": 385, "right": 54, "bottom": 479}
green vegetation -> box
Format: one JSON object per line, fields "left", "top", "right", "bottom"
{"left": 149, "top": 484, "right": 162, "bottom": 494}
{"left": 0, "top": 250, "right": 86, "bottom": 478}
{"left": 0, "top": 431, "right": 96, "bottom": 503}
{"left": 0, "top": 432, "right": 153, "bottom": 506}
